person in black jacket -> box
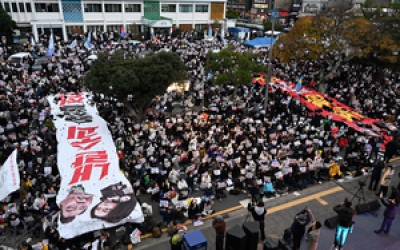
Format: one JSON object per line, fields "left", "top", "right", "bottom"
{"left": 291, "top": 207, "right": 313, "bottom": 250}
{"left": 369, "top": 161, "right": 384, "bottom": 191}
{"left": 374, "top": 193, "right": 399, "bottom": 235}
{"left": 248, "top": 200, "right": 267, "bottom": 241}
{"left": 333, "top": 200, "right": 354, "bottom": 250}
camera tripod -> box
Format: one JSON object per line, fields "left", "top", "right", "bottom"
{"left": 350, "top": 174, "right": 369, "bottom": 204}
{"left": 350, "top": 184, "right": 366, "bottom": 204}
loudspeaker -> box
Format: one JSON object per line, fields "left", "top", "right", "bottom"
{"left": 324, "top": 216, "right": 338, "bottom": 229}
{"left": 368, "top": 200, "right": 381, "bottom": 211}
{"left": 226, "top": 225, "right": 247, "bottom": 250}
{"left": 263, "top": 238, "right": 278, "bottom": 250}
{"left": 278, "top": 238, "right": 292, "bottom": 250}
{"left": 355, "top": 203, "right": 371, "bottom": 214}
{"left": 243, "top": 222, "right": 259, "bottom": 250}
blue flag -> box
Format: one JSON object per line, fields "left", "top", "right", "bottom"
{"left": 296, "top": 75, "right": 304, "bottom": 93}
{"left": 84, "top": 32, "right": 93, "bottom": 50}
{"left": 46, "top": 28, "right": 55, "bottom": 57}
{"left": 208, "top": 25, "right": 212, "bottom": 37}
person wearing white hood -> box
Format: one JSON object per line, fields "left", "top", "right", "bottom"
{"left": 248, "top": 200, "right": 267, "bottom": 241}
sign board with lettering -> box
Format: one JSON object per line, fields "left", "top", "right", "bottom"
{"left": 0, "top": 149, "right": 19, "bottom": 201}
{"left": 151, "top": 20, "right": 172, "bottom": 28}
{"left": 48, "top": 93, "right": 144, "bottom": 239}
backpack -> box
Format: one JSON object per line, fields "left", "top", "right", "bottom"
{"left": 152, "top": 226, "right": 162, "bottom": 238}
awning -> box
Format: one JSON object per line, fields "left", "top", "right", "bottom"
{"left": 150, "top": 20, "right": 172, "bottom": 28}
{"left": 244, "top": 37, "right": 276, "bottom": 48}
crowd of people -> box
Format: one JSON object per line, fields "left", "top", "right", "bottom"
{"left": 0, "top": 29, "right": 399, "bottom": 250}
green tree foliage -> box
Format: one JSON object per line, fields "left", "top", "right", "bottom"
{"left": 273, "top": 3, "right": 398, "bottom": 92}
{"left": 226, "top": 9, "right": 239, "bottom": 19}
{"left": 263, "top": 20, "right": 285, "bottom": 32}
{"left": 205, "top": 45, "right": 264, "bottom": 92}
{"left": 85, "top": 51, "right": 188, "bottom": 122}
{"left": 0, "top": 5, "right": 18, "bottom": 43}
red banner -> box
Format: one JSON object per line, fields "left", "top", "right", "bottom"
{"left": 255, "top": 77, "right": 395, "bottom": 145}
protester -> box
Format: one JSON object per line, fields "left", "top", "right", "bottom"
{"left": 306, "top": 221, "right": 322, "bottom": 250}
{"left": 333, "top": 200, "right": 354, "bottom": 250}
{"left": 290, "top": 207, "right": 313, "bottom": 250}
{"left": 0, "top": 28, "right": 399, "bottom": 249}
{"left": 212, "top": 215, "right": 226, "bottom": 250}
{"left": 378, "top": 166, "right": 395, "bottom": 197}
{"left": 374, "top": 192, "right": 399, "bottom": 235}
{"left": 248, "top": 200, "right": 267, "bottom": 241}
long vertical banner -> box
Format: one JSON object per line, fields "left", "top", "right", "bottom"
{"left": 48, "top": 93, "right": 143, "bottom": 239}
{"left": 0, "top": 149, "right": 20, "bottom": 201}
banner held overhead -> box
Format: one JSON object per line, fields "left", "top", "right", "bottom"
{"left": 48, "top": 93, "right": 144, "bottom": 239}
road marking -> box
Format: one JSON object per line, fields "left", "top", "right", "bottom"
{"left": 315, "top": 197, "right": 328, "bottom": 206}
{"left": 389, "top": 156, "right": 400, "bottom": 163}
{"left": 140, "top": 186, "right": 343, "bottom": 239}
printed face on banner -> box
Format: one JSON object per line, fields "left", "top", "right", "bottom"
{"left": 48, "top": 93, "right": 143, "bottom": 239}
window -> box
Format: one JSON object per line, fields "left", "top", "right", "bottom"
{"left": 195, "top": 24, "right": 206, "bottom": 31}
{"left": 11, "top": 2, "right": 17, "bottom": 12}
{"left": 179, "top": 4, "right": 192, "bottom": 12}
{"left": 84, "top": 4, "right": 102, "bottom": 12}
{"left": 86, "top": 25, "right": 104, "bottom": 32}
{"left": 195, "top": 5, "right": 208, "bottom": 12}
{"left": 3, "top": 2, "right": 11, "bottom": 12}
{"left": 161, "top": 4, "right": 176, "bottom": 12}
{"left": 19, "top": 2, "right": 24, "bottom": 12}
{"left": 125, "top": 4, "right": 141, "bottom": 12}
{"left": 26, "top": 3, "right": 32, "bottom": 12}
{"left": 105, "top": 4, "right": 121, "bottom": 12}
{"left": 35, "top": 3, "right": 59, "bottom": 12}
{"left": 107, "top": 25, "right": 121, "bottom": 32}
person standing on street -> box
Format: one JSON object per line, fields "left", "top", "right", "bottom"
{"left": 377, "top": 165, "right": 395, "bottom": 197}
{"left": 306, "top": 221, "right": 321, "bottom": 250}
{"left": 248, "top": 200, "right": 267, "bottom": 241}
{"left": 374, "top": 192, "right": 399, "bottom": 235}
{"left": 291, "top": 207, "right": 313, "bottom": 250}
{"left": 369, "top": 161, "right": 384, "bottom": 191}
{"left": 212, "top": 215, "right": 226, "bottom": 250}
{"left": 333, "top": 200, "right": 354, "bottom": 250}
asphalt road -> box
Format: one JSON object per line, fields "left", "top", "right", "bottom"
{"left": 135, "top": 161, "right": 400, "bottom": 250}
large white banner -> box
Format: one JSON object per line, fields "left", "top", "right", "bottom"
{"left": 0, "top": 149, "right": 20, "bottom": 201}
{"left": 48, "top": 93, "right": 143, "bottom": 239}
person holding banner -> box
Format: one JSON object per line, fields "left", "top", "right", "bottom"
{"left": 90, "top": 182, "right": 137, "bottom": 223}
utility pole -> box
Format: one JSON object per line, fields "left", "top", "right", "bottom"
{"left": 264, "top": 0, "right": 275, "bottom": 111}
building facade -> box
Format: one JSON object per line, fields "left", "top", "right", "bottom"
{"left": 1, "top": 0, "right": 226, "bottom": 41}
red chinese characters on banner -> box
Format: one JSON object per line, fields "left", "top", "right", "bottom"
{"left": 58, "top": 93, "right": 85, "bottom": 107}
{"left": 67, "top": 126, "right": 101, "bottom": 150}
{"left": 69, "top": 150, "right": 110, "bottom": 185}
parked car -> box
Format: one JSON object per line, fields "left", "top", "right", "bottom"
{"left": 31, "top": 56, "right": 49, "bottom": 72}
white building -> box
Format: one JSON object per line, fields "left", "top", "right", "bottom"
{"left": 1, "top": 0, "right": 226, "bottom": 41}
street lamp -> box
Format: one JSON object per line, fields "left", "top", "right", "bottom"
{"left": 264, "top": 0, "right": 275, "bottom": 111}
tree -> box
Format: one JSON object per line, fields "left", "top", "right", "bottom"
{"left": 273, "top": 3, "right": 398, "bottom": 92}
{"left": 263, "top": 20, "right": 285, "bottom": 32}
{"left": 205, "top": 45, "right": 264, "bottom": 94}
{"left": 226, "top": 9, "right": 239, "bottom": 19}
{"left": 85, "top": 51, "right": 188, "bottom": 122}
{"left": 0, "top": 5, "right": 18, "bottom": 43}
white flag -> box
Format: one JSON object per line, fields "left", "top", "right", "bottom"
{"left": 0, "top": 150, "right": 20, "bottom": 201}
{"left": 31, "top": 36, "right": 36, "bottom": 46}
